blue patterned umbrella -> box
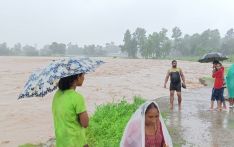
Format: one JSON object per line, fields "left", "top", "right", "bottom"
{"left": 18, "top": 57, "right": 104, "bottom": 99}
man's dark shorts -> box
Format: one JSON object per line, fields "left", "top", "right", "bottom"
{"left": 170, "top": 82, "right": 181, "bottom": 92}
{"left": 211, "top": 88, "right": 223, "bottom": 101}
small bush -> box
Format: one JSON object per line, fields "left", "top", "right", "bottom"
{"left": 86, "top": 97, "right": 145, "bottom": 147}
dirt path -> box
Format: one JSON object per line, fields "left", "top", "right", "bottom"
{"left": 156, "top": 87, "right": 234, "bottom": 147}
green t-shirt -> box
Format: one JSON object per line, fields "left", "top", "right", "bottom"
{"left": 52, "top": 89, "right": 87, "bottom": 147}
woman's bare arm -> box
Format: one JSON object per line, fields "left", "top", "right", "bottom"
{"left": 78, "top": 111, "right": 89, "bottom": 128}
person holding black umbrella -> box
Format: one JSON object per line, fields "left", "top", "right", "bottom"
{"left": 210, "top": 61, "right": 225, "bottom": 111}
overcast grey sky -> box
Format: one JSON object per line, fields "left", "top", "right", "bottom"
{"left": 0, "top": 0, "right": 234, "bottom": 47}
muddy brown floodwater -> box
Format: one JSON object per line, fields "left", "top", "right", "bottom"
{"left": 156, "top": 87, "right": 234, "bottom": 147}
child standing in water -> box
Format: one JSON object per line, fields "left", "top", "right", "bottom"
{"left": 210, "top": 62, "right": 224, "bottom": 111}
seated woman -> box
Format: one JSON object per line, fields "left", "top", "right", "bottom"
{"left": 120, "top": 101, "right": 172, "bottom": 147}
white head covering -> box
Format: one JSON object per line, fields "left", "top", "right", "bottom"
{"left": 120, "top": 101, "right": 173, "bottom": 147}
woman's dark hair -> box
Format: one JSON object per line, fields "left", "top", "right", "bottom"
{"left": 58, "top": 73, "right": 83, "bottom": 91}
{"left": 145, "top": 102, "right": 159, "bottom": 114}
{"left": 172, "top": 60, "right": 177, "bottom": 64}
{"left": 213, "top": 60, "right": 220, "bottom": 65}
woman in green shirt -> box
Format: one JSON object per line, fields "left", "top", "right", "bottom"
{"left": 52, "top": 73, "right": 89, "bottom": 147}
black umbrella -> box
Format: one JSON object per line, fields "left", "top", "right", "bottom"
{"left": 198, "top": 52, "right": 228, "bottom": 63}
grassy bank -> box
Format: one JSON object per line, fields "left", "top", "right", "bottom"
{"left": 20, "top": 97, "right": 181, "bottom": 147}
{"left": 86, "top": 97, "right": 145, "bottom": 147}
{"left": 19, "top": 97, "right": 146, "bottom": 147}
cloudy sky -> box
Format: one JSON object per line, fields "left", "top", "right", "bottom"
{"left": 0, "top": 0, "right": 234, "bottom": 47}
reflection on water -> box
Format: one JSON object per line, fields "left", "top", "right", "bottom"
{"left": 156, "top": 88, "right": 234, "bottom": 147}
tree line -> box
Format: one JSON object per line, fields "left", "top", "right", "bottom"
{"left": 2, "top": 27, "right": 234, "bottom": 58}
{"left": 0, "top": 42, "right": 120, "bottom": 57}
{"left": 120, "top": 27, "right": 234, "bottom": 58}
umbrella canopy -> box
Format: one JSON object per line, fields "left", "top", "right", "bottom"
{"left": 198, "top": 52, "right": 228, "bottom": 63}
{"left": 18, "top": 57, "right": 104, "bottom": 99}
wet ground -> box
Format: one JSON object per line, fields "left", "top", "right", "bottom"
{"left": 21, "top": 87, "right": 234, "bottom": 147}
{"left": 156, "top": 87, "right": 234, "bottom": 147}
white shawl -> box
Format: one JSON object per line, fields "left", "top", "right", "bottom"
{"left": 120, "top": 101, "right": 173, "bottom": 147}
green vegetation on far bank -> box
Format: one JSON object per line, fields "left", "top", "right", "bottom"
{"left": 163, "top": 55, "right": 234, "bottom": 63}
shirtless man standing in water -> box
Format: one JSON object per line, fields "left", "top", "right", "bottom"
{"left": 164, "top": 60, "right": 186, "bottom": 110}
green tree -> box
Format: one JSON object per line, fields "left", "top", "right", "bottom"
{"left": 221, "top": 28, "right": 234, "bottom": 54}
{"left": 171, "top": 27, "right": 183, "bottom": 55}
{"left": 104, "top": 42, "right": 121, "bottom": 55}
{"left": 83, "top": 45, "right": 95, "bottom": 56}
{"left": 22, "top": 45, "right": 39, "bottom": 56}
{"left": 199, "top": 29, "right": 220, "bottom": 53}
{"left": 144, "top": 29, "right": 171, "bottom": 58}
{"left": 121, "top": 30, "right": 137, "bottom": 58}
{"left": 144, "top": 33, "right": 156, "bottom": 58}
{"left": 172, "top": 27, "right": 182, "bottom": 39}
{"left": 11, "top": 43, "right": 22, "bottom": 55}
{"left": 133, "top": 28, "right": 147, "bottom": 57}
{"left": 83, "top": 45, "right": 106, "bottom": 57}
{"left": 189, "top": 33, "right": 202, "bottom": 55}
{"left": 180, "top": 34, "right": 192, "bottom": 56}
{"left": 67, "top": 43, "right": 82, "bottom": 55}
{"left": 158, "top": 28, "right": 171, "bottom": 58}
{"left": 49, "top": 42, "right": 66, "bottom": 56}
{"left": 0, "top": 42, "right": 10, "bottom": 55}
{"left": 40, "top": 45, "right": 52, "bottom": 56}
{"left": 129, "top": 38, "right": 138, "bottom": 58}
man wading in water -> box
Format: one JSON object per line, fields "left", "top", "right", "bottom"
{"left": 164, "top": 60, "right": 186, "bottom": 110}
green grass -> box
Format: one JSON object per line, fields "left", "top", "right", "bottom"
{"left": 18, "top": 143, "right": 43, "bottom": 147}
{"left": 86, "top": 97, "right": 174, "bottom": 147}
{"left": 225, "top": 54, "right": 234, "bottom": 63}
{"left": 19, "top": 97, "right": 174, "bottom": 147}
{"left": 86, "top": 97, "right": 145, "bottom": 147}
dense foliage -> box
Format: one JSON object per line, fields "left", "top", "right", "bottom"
{"left": 86, "top": 97, "right": 145, "bottom": 147}
{"left": 121, "top": 27, "right": 234, "bottom": 59}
